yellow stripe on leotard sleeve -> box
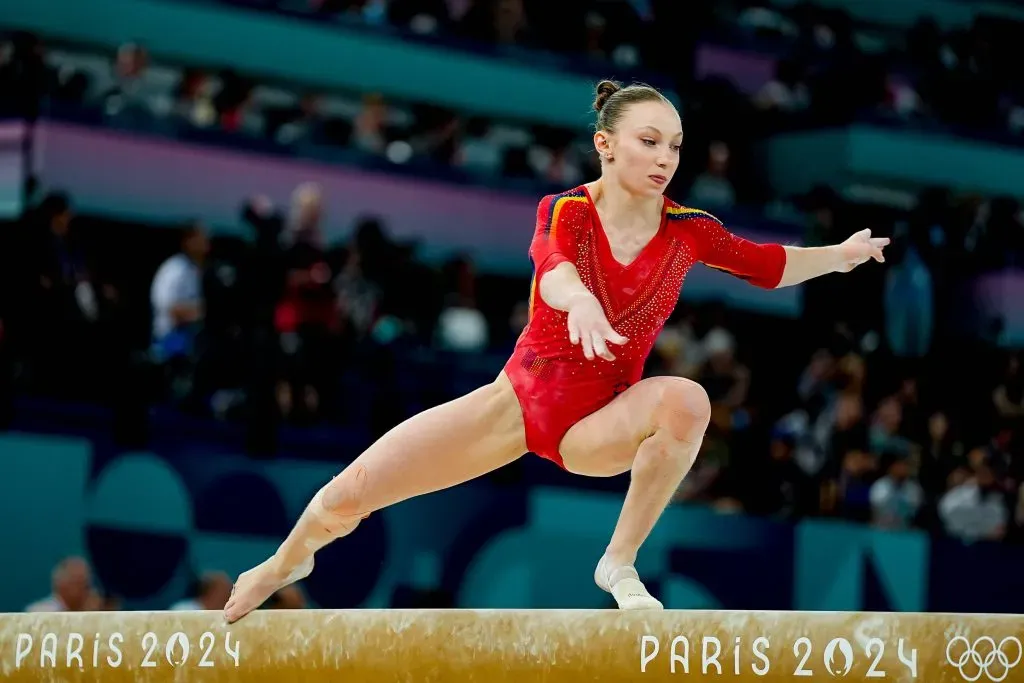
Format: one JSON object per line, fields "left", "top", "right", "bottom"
{"left": 546, "top": 195, "right": 588, "bottom": 245}
{"left": 665, "top": 206, "right": 722, "bottom": 223}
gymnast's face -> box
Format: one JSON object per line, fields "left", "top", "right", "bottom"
{"left": 598, "top": 100, "right": 682, "bottom": 198}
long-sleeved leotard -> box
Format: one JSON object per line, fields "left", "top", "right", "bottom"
{"left": 503, "top": 185, "right": 787, "bottom": 468}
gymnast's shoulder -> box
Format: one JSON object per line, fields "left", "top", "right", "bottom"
{"left": 663, "top": 198, "right": 723, "bottom": 227}
{"left": 535, "top": 186, "right": 591, "bottom": 227}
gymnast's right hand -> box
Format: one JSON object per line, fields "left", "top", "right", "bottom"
{"left": 566, "top": 292, "right": 628, "bottom": 361}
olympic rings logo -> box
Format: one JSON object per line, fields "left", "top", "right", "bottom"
{"left": 946, "top": 636, "right": 1023, "bottom": 682}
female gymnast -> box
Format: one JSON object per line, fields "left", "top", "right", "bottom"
{"left": 224, "top": 80, "right": 888, "bottom": 622}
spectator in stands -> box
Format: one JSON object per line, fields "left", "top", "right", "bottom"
{"left": 435, "top": 256, "right": 489, "bottom": 353}
{"left": 0, "top": 31, "right": 52, "bottom": 118}
{"left": 103, "top": 42, "right": 158, "bottom": 120}
{"left": 993, "top": 353, "right": 1024, "bottom": 420}
{"left": 265, "top": 93, "right": 324, "bottom": 145}
{"left": 335, "top": 234, "right": 383, "bottom": 343}
{"left": 918, "top": 411, "right": 964, "bottom": 499}
{"left": 454, "top": 117, "right": 502, "bottom": 176}
{"left": 150, "top": 222, "right": 209, "bottom": 400}
{"left": 581, "top": 11, "right": 610, "bottom": 61}
{"left": 29, "top": 193, "right": 100, "bottom": 318}
{"left": 652, "top": 309, "right": 703, "bottom": 379}
{"left": 151, "top": 222, "right": 208, "bottom": 360}
{"left": 796, "top": 348, "right": 835, "bottom": 406}
{"left": 236, "top": 195, "right": 288, "bottom": 453}
{"left": 338, "top": 216, "right": 425, "bottom": 354}
{"left": 353, "top": 94, "right": 390, "bottom": 154}
{"left": 754, "top": 58, "right": 810, "bottom": 114}
{"left": 978, "top": 424, "right": 1017, "bottom": 493}
{"left": 532, "top": 127, "right": 583, "bottom": 187}
{"left": 893, "top": 376, "right": 926, "bottom": 442}
{"left": 751, "top": 425, "right": 817, "bottom": 520}
{"left": 213, "top": 70, "right": 256, "bottom": 134}
{"left": 410, "top": 105, "right": 461, "bottom": 165}
{"left": 458, "top": 0, "right": 536, "bottom": 47}
{"left": 169, "top": 67, "right": 215, "bottom": 127}
{"left": 276, "top": 183, "right": 338, "bottom": 421}
{"left": 796, "top": 188, "right": 842, "bottom": 331}
{"left": 686, "top": 141, "right": 736, "bottom": 209}
{"left": 697, "top": 326, "right": 749, "bottom": 415}
{"left": 25, "top": 556, "right": 99, "bottom": 612}
{"left": 869, "top": 396, "right": 914, "bottom": 458}
{"left": 829, "top": 389, "right": 868, "bottom": 463}
{"left": 239, "top": 195, "right": 288, "bottom": 331}
{"left": 884, "top": 222, "right": 934, "bottom": 359}
{"left": 869, "top": 455, "right": 924, "bottom": 530}
{"left": 23, "top": 192, "right": 117, "bottom": 397}
{"left": 169, "top": 571, "right": 233, "bottom": 611}
{"left": 939, "top": 463, "right": 1009, "bottom": 542}
{"left": 824, "top": 448, "right": 879, "bottom": 523}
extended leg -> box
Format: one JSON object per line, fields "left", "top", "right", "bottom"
{"left": 224, "top": 373, "right": 527, "bottom": 622}
{"left": 559, "top": 376, "right": 711, "bottom": 609}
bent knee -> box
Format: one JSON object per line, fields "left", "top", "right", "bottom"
{"left": 652, "top": 378, "right": 711, "bottom": 441}
{"left": 322, "top": 466, "right": 371, "bottom": 519}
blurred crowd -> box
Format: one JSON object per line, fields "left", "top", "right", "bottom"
{"left": 24, "top": 556, "right": 304, "bottom": 614}
{"left": 5, "top": 1, "right": 1024, "bottom": 207}
{"left": 0, "top": 31, "right": 595, "bottom": 194}
{"left": 717, "top": 1, "right": 1024, "bottom": 136}
{"left": 4, "top": 0, "right": 1024, "bottom": 616}
{"left": 0, "top": 183, "right": 514, "bottom": 448}
{"left": 214, "top": 0, "right": 655, "bottom": 68}
{"left": 653, "top": 312, "right": 1024, "bottom": 547}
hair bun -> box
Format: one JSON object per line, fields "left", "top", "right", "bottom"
{"left": 593, "top": 80, "right": 622, "bottom": 113}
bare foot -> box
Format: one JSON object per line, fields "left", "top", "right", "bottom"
{"left": 224, "top": 555, "right": 314, "bottom": 623}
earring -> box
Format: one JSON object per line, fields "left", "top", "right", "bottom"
{"left": 605, "top": 153, "right": 613, "bottom": 161}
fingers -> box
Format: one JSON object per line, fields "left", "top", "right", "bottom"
{"left": 606, "top": 329, "right": 629, "bottom": 346}
{"left": 568, "top": 317, "right": 597, "bottom": 360}
{"left": 567, "top": 307, "right": 628, "bottom": 361}
{"left": 592, "top": 331, "right": 615, "bottom": 362}
{"left": 870, "top": 239, "right": 887, "bottom": 263}
{"left": 580, "top": 330, "right": 596, "bottom": 360}
{"left": 571, "top": 325, "right": 626, "bottom": 361}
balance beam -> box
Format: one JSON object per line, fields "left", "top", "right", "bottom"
{"left": 2, "top": 609, "right": 1021, "bottom": 682}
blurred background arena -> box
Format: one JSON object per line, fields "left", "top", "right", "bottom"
{"left": 1, "top": 0, "right": 1024, "bottom": 617}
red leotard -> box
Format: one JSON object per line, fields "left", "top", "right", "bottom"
{"left": 503, "top": 185, "right": 787, "bottom": 469}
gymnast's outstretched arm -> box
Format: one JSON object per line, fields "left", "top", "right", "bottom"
{"left": 777, "top": 228, "right": 889, "bottom": 287}
{"left": 686, "top": 212, "right": 888, "bottom": 289}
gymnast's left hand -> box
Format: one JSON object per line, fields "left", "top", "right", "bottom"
{"left": 836, "top": 229, "right": 889, "bottom": 273}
